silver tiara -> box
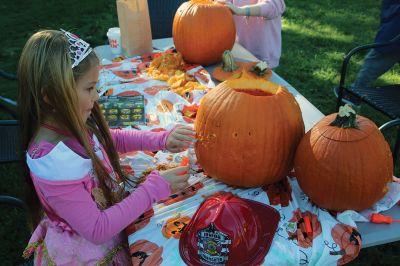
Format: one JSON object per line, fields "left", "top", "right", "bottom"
{"left": 60, "top": 29, "right": 93, "bottom": 68}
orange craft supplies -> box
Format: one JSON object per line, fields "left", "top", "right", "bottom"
{"left": 303, "top": 215, "right": 313, "bottom": 237}
{"left": 370, "top": 213, "right": 400, "bottom": 224}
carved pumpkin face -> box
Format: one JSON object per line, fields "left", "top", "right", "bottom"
{"left": 330, "top": 224, "right": 361, "bottom": 265}
{"left": 162, "top": 215, "right": 191, "bottom": 239}
{"left": 287, "top": 209, "right": 322, "bottom": 248}
{"left": 130, "top": 239, "right": 163, "bottom": 266}
{"left": 172, "top": 0, "right": 236, "bottom": 65}
{"left": 294, "top": 112, "right": 393, "bottom": 211}
{"left": 195, "top": 78, "right": 304, "bottom": 187}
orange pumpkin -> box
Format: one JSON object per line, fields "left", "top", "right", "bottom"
{"left": 294, "top": 105, "right": 393, "bottom": 211}
{"left": 195, "top": 77, "right": 304, "bottom": 187}
{"left": 172, "top": 0, "right": 236, "bottom": 65}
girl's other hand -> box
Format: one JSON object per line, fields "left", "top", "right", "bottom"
{"left": 166, "top": 125, "right": 196, "bottom": 153}
{"left": 160, "top": 166, "right": 190, "bottom": 194}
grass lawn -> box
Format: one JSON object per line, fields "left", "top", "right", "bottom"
{"left": 1, "top": 0, "right": 399, "bottom": 265}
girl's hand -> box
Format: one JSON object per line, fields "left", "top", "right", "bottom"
{"left": 216, "top": 0, "right": 241, "bottom": 15}
{"left": 160, "top": 166, "right": 190, "bottom": 194}
{"left": 166, "top": 125, "right": 196, "bottom": 153}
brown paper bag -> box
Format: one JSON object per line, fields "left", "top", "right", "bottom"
{"left": 116, "top": 0, "right": 153, "bottom": 57}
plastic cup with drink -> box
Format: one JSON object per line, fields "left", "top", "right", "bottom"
{"left": 107, "top": 27, "right": 122, "bottom": 55}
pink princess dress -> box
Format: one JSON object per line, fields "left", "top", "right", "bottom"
{"left": 23, "top": 125, "right": 172, "bottom": 265}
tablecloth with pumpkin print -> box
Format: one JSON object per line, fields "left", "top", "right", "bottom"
{"left": 98, "top": 52, "right": 400, "bottom": 266}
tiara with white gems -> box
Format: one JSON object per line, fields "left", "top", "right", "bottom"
{"left": 61, "top": 29, "right": 93, "bottom": 68}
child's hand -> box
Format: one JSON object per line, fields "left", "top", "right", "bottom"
{"left": 160, "top": 166, "right": 190, "bottom": 194}
{"left": 216, "top": 0, "right": 241, "bottom": 15}
{"left": 166, "top": 125, "right": 196, "bottom": 153}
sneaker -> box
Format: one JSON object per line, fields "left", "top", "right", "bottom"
{"left": 333, "top": 86, "right": 362, "bottom": 106}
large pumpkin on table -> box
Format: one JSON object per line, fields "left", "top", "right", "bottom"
{"left": 172, "top": 0, "right": 236, "bottom": 65}
{"left": 194, "top": 77, "right": 305, "bottom": 187}
{"left": 294, "top": 105, "right": 393, "bottom": 212}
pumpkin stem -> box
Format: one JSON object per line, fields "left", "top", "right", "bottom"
{"left": 329, "top": 104, "right": 359, "bottom": 129}
{"left": 221, "top": 50, "right": 240, "bottom": 72}
{"left": 251, "top": 61, "right": 269, "bottom": 76}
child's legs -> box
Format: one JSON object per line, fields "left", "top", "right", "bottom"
{"left": 353, "top": 49, "right": 400, "bottom": 89}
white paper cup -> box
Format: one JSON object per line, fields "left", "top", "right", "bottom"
{"left": 107, "top": 27, "right": 122, "bottom": 55}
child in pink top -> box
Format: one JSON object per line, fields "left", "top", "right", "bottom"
{"left": 18, "top": 29, "right": 195, "bottom": 265}
{"left": 218, "top": 0, "right": 286, "bottom": 68}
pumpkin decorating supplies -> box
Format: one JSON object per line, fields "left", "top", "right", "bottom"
{"left": 179, "top": 192, "right": 280, "bottom": 266}
{"left": 370, "top": 213, "right": 400, "bottom": 224}
{"left": 303, "top": 215, "right": 313, "bottom": 237}
{"left": 294, "top": 104, "right": 393, "bottom": 212}
{"left": 172, "top": 0, "right": 236, "bottom": 65}
{"left": 180, "top": 156, "right": 189, "bottom": 166}
{"left": 195, "top": 76, "right": 304, "bottom": 187}
{"left": 146, "top": 52, "right": 208, "bottom": 96}
{"left": 98, "top": 95, "right": 145, "bottom": 128}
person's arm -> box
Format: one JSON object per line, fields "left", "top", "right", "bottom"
{"left": 110, "top": 128, "right": 171, "bottom": 153}
{"left": 110, "top": 125, "right": 195, "bottom": 153}
{"left": 219, "top": 0, "right": 285, "bottom": 19}
{"left": 35, "top": 172, "right": 170, "bottom": 245}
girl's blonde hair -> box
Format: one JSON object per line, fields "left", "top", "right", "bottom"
{"left": 18, "top": 30, "right": 131, "bottom": 228}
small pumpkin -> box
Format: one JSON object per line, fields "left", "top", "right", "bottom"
{"left": 294, "top": 105, "right": 393, "bottom": 211}
{"left": 195, "top": 76, "right": 304, "bottom": 187}
{"left": 172, "top": 0, "right": 236, "bottom": 65}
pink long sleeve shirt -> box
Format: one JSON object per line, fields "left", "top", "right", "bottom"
{"left": 24, "top": 128, "right": 172, "bottom": 265}
{"left": 232, "top": 0, "right": 286, "bottom": 68}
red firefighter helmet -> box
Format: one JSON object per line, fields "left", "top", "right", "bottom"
{"left": 179, "top": 192, "right": 280, "bottom": 266}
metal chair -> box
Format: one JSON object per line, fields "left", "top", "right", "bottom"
{"left": 148, "top": 0, "right": 186, "bottom": 39}
{"left": 0, "top": 74, "right": 32, "bottom": 265}
{"left": 0, "top": 99, "right": 24, "bottom": 205}
{"left": 335, "top": 35, "right": 400, "bottom": 171}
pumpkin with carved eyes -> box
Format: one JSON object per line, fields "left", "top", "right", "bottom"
{"left": 195, "top": 76, "right": 304, "bottom": 187}
{"left": 161, "top": 215, "right": 191, "bottom": 239}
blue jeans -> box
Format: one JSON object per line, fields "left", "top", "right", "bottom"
{"left": 353, "top": 49, "right": 400, "bottom": 89}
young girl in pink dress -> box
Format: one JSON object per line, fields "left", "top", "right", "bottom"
{"left": 218, "top": 0, "right": 286, "bottom": 68}
{"left": 19, "top": 29, "right": 195, "bottom": 265}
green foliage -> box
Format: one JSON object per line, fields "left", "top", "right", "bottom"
{"left": 0, "top": 0, "right": 399, "bottom": 265}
